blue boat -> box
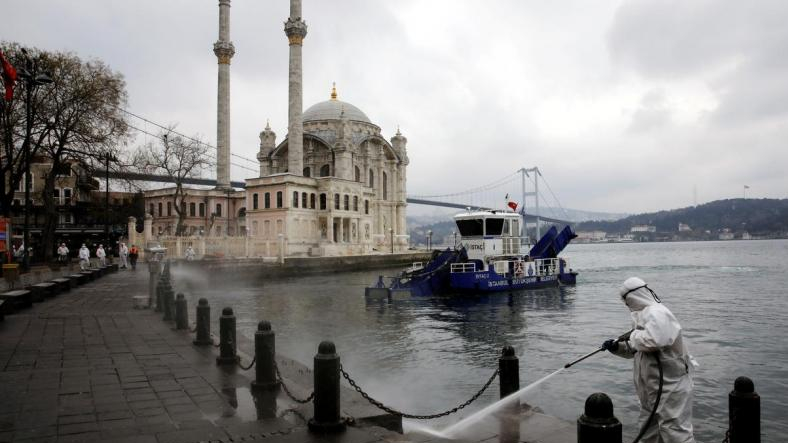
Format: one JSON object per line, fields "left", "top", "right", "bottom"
{"left": 366, "top": 209, "right": 578, "bottom": 297}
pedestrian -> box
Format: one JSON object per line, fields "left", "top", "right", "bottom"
{"left": 185, "top": 245, "right": 195, "bottom": 261}
{"left": 78, "top": 244, "right": 90, "bottom": 270}
{"left": 129, "top": 244, "right": 139, "bottom": 270}
{"left": 96, "top": 244, "right": 107, "bottom": 267}
{"left": 119, "top": 242, "right": 129, "bottom": 269}
{"left": 602, "top": 277, "right": 697, "bottom": 443}
{"left": 57, "top": 243, "right": 69, "bottom": 264}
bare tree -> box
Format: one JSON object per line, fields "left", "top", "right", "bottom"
{"left": 131, "top": 128, "right": 211, "bottom": 236}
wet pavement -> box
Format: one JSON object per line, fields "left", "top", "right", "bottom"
{"left": 0, "top": 266, "right": 576, "bottom": 443}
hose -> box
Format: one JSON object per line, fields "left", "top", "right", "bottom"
{"left": 632, "top": 352, "right": 663, "bottom": 443}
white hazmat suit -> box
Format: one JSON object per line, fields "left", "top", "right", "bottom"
{"left": 607, "top": 277, "right": 696, "bottom": 443}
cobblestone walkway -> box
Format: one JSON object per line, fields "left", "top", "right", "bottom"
{"left": 0, "top": 271, "right": 403, "bottom": 443}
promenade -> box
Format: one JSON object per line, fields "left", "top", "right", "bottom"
{"left": 0, "top": 267, "right": 575, "bottom": 443}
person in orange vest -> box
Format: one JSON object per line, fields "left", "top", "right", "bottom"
{"left": 128, "top": 244, "right": 139, "bottom": 270}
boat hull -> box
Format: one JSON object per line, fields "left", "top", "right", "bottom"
{"left": 450, "top": 271, "right": 575, "bottom": 292}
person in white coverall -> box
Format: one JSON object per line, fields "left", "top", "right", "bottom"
{"left": 602, "top": 277, "right": 696, "bottom": 443}
{"left": 78, "top": 244, "right": 90, "bottom": 270}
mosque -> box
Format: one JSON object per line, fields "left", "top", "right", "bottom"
{"left": 140, "top": 0, "right": 409, "bottom": 257}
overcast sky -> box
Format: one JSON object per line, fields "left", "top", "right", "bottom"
{"left": 6, "top": 0, "right": 788, "bottom": 213}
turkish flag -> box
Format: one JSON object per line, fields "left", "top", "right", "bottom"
{"left": 507, "top": 201, "right": 518, "bottom": 211}
{"left": 0, "top": 50, "right": 18, "bottom": 101}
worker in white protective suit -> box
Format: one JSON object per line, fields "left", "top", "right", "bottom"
{"left": 602, "top": 277, "right": 697, "bottom": 443}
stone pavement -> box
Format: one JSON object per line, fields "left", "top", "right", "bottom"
{"left": 0, "top": 268, "right": 577, "bottom": 443}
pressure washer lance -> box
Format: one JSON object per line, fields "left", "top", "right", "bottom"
{"left": 562, "top": 329, "right": 662, "bottom": 443}
{"left": 564, "top": 330, "right": 632, "bottom": 369}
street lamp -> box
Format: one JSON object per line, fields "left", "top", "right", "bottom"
{"left": 427, "top": 229, "right": 432, "bottom": 250}
{"left": 17, "top": 51, "right": 53, "bottom": 271}
{"left": 101, "top": 152, "right": 118, "bottom": 256}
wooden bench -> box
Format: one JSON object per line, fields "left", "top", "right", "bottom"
{"left": 30, "top": 282, "right": 57, "bottom": 301}
{"left": 51, "top": 277, "right": 73, "bottom": 291}
{"left": 0, "top": 289, "right": 33, "bottom": 312}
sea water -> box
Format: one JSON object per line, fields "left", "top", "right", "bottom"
{"left": 179, "top": 239, "right": 788, "bottom": 443}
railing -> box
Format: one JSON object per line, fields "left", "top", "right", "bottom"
{"left": 450, "top": 262, "right": 476, "bottom": 273}
{"left": 535, "top": 258, "right": 559, "bottom": 276}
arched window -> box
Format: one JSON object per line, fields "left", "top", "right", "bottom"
{"left": 189, "top": 202, "right": 196, "bottom": 217}
{"left": 215, "top": 203, "right": 222, "bottom": 216}
{"left": 344, "top": 195, "right": 349, "bottom": 211}
{"left": 293, "top": 191, "right": 299, "bottom": 208}
{"left": 364, "top": 200, "right": 369, "bottom": 215}
{"left": 310, "top": 193, "right": 316, "bottom": 209}
{"left": 302, "top": 192, "right": 307, "bottom": 208}
{"left": 368, "top": 170, "right": 374, "bottom": 188}
{"left": 252, "top": 193, "right": 258, "bottom": 210}
{"left": 199, "top": 203, "right": 205, "bottom": 217}
{"left": 158, "top": 202, "right": 162, "bottom": 217}
{"left": 149, "top": 204, "right": 154, "bottom": 215}
{"left": 353, "top": 196, "right": 358, "bottom": 212}
{"left": 334, "top": 194, "right": 340, "bottom": 210}
{"left": 320, "top": 164, "right": 330, "bottom": 177}
{"left": 355, "top": 166, "right": 361, "bottom": 182}
{"left": 382, "top": 172, "right": 388, "bottom": 200}
{"left": 320, "top": 193, "right": 327, "bottom": 210}
{"left": 264, "top": 192, "right": 270, "bottom": 208}
{"left": 303, "top": 167, "right": 311, "bottom": 177}
{"left": 276, "top": 192, "right": 283, "bottom": 208}
{"left": 167, "top": 202, "right": 172, "bottom": 216}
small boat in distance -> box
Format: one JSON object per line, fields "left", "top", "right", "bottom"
{"left": 367, "top": 209, "right": 578, "bottom": 297}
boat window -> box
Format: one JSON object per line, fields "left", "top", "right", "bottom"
{"left": 456, "top": 219, "right": 483, "bottom": 236}
{"left": 503, "top": 219, "right": 510, "bottom": 236}
{"left": 485, "top": 218, "right": 504, "bottom": 236}
{"left": 512, "top": 220, "right": 519, "bottom": 236}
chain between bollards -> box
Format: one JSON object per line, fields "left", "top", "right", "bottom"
{"left": 339, "top": 364, "right": 499, "bottom": 419}
{"left": 274, "top": 360, "right": 315, "bottom": 404}
{"left": 237, "top": 356, "right": 256, "bottom": 371}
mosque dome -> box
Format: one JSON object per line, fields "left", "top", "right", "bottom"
{"left": 302, "top": 84, "right": 371, "bottom": 124}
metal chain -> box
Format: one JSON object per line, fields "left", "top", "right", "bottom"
{"left": 274, "top": 360, "right": 314, "bottom": 404}
{"left": 237, "top": 356, "right": 256, "bottom": 371}
{"left": 340, "top": 364, "right": 499, "bottom": 420}
{"left": 722, "top": 410, "right": 735, "bottom": 443}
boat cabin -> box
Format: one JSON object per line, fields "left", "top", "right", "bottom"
{"left": 454, "top": 210, "right": 524, "bottom": 269}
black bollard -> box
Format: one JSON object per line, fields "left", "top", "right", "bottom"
{"left": 499, "top": 345, "right": 520, "bottom": 399}
{"left": 193, "top": 298, "right": 212, "bottom": 346}
{"left": 216, "top": 307, "right": 240, "bottom": 365}
{"left": 251, "top": 321, "right": 279, "bottom": 391}
{"left": 308, "top": 341, "right": 346, "bottom": 434}
{"left": 175, "top": 293, "right": 188, "bottom": 330}
{"left": 729, "top": 376, "right": 760, "bottom": 443}
{"left": 499, "top": 345, "right": 521, "bottom": 443}
{"left": 162, "top": 288, "right": 174, "bottom": 321}
{"left": 577, "top": 393, "right": 622, "bottom": 443}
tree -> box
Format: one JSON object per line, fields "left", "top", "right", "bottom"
{"left": 131, "top": 128, "right": 211, "bottom": 236}
{"left": 1, "top": 43, "right": 129, "bottom": 261}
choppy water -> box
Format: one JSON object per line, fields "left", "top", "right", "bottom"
{"left": 177, "top": 240, "right": 788, "bottom": 442}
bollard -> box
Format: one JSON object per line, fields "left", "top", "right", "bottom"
{"left": 729, "top": 376, "right": 760, "bottom": 443}
{"left": 251, "top": 321, "right": 279, "bottom": 391}
{"left": 499, "top": 345, "right": 520, "bottom": 399}
{"left": 193, "top": 298, "right": 212, "bottom": 346}
{"left": 577, "top": 393, "right": 622, "bottom": 443}
{"left": 163, "top": 288, "right": 174, "bottom": 321}
{"left": 308, "top": 341, "right": 346, "bottom": 434}
{"left": 498, "top": 345, "right": 521, "bottom": 443}
{"left": 148, "top": 260, "right": 161, "bottom": 307}
{"left": 175, "top": 293, "right": 188, "bottom": 330}
{"left": 216, "top": 307, "right": 240, "bottom": 365}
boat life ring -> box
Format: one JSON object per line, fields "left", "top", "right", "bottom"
{"left": 514, "top": 260, "right": 525, "bottom": 277}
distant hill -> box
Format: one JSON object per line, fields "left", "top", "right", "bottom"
{"left": 577, "top": 198, "right": 788, "bottom": 236}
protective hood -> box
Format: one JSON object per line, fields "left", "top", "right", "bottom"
{"left": 619, "top": 277, "right": 659, "bottom": 312}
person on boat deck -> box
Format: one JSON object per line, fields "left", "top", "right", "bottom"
{"left": 602, "top": 277, "right": 697, "bottom": 443}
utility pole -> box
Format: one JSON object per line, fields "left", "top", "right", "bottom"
{"left": 103, "top": 152, "right": 117, "bottom": 255}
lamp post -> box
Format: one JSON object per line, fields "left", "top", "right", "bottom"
{"left": 17, "top": 52, "right": 53, "bottom": 271}
{"left": 427, "top": 229, "right": 432, "bottom": 250}
{"left": 101, "top": 152, "right": 118, "bottom": 256}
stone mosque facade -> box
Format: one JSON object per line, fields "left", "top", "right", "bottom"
{"left": 140, "top": 0, "right": 409, "bottom": 258}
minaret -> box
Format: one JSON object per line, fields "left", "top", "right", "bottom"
{"left": 214, "top": 0, "right": 235, "bottom": 189}
{"left": 258, "top": 120, "right": 276, "bottom": 177}
{"left": 284, "top": 0, "right": 307, "bottom": 175}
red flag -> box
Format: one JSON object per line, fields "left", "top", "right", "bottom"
{"left": 507, "top": 201, "right": 518, "bottom": 211}
{"left": 0, "top": 50, "right": 18, "bottom": 101}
